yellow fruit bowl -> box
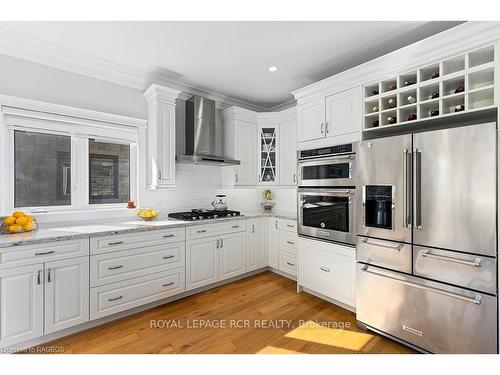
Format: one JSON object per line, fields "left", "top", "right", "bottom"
{"left": 136, "top": 208, "right": 159, "bottom": 221}
{"left": 1, "top": 211, "right": 38, "bottom": 234}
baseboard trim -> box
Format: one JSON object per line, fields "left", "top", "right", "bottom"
{"left": 268, "top": 266, "right": 297, "bottom": 281}
{"left": 298, "top": 285, "right": 356, "bottom": 313}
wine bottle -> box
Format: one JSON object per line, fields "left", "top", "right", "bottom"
{"left": 407, "top": 113, "right": 417, "bottom": 121}
{"left": 407, "top": 95, "right": 416, "bottom": 104}
{"left": 454, "top": 104, "right": 465, "bottom": 112}
{"left": 388, "top": 83, "right": 397, "bottom": 91}
{"left": 372, "top": 89, "right": 379, "bottom": 96}
{"left": 387, "top": 116, "right": 396, "bottom": 124}
{"left": 431, "top": 71, "right": 439, "bottom": 79}
{"left": 430, "top": 91, "right": 439, "bottom": 99}
{"left": 372, "top": 105, "right": 379, "bottom": 112}
{"left": 454, "top": 85, "right": 465, "bottom": 94}
{"left": 372, "top": 120, "right": 379, "bottom": 127}
{"left": 403, "top": 80, "right": 416, "bottom": 87}
{"left": 430, "top": 109, "right": 439, "bottom": 117}
{"left": 387, "top": 98, "right": 397, "bottom": 108}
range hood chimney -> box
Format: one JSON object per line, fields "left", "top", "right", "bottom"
{"left": 177, "top": 96, "right": 240, "bottom": 166}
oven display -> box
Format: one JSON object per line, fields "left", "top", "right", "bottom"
{"left": 302, "top": 163, "right": 350, "bottom": 180}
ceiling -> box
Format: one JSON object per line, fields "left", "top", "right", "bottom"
{"left": 0, "top": 21, "right": 463, "bottom": 110}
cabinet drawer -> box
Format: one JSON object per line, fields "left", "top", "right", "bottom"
{"left": 356, "top": 236, "right": 412, "bottom": 274}
{"left": 186, "top": 220, "right": 247, "bottom": 240}
{"left": 279, "top": 252, "right": 297, "bottom": 276}
{"left": 278, "top": 231, "right": 297, "bottom": 255}
{"left": 413, "top": 246, "right": 496, "bottom": 294}
{"left": 90, "top": 242, "right": 185, "bottom": 287}
{"left": 0, "top": 239, "right": 89, "bottom": 270}
{"left": 298, "top": 238, "right": 356, "bottom": 307}
{"left": 90, "top": 268, "right": 185, "bottom": 320}
{"left": 277, "top": 219, "right": 297, "bottom": 233}
{"left": 90, "top": 227, "right": 185, "bottom": 254}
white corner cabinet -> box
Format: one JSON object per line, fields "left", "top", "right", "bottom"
{"left": 268, "top": 217, "right": 298, "bottom": 277}
{"left": 297, "top": 86, "right": 362, "bottom": 147}
{"left": 222, "top": 107, "right": 297, "bottom": 186}
{"left": 144, "top": 84, "right": 184, "bottom": 189}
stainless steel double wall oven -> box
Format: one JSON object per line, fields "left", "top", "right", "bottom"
{"left": 297, "top": 143, "right": 357, "bottom": 245}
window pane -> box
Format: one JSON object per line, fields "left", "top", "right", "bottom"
{"left": 89, "top": 139, "right": 130, "bottom": 204}
{"left": 14, "top": 131, "right": 71, "bottom": 207}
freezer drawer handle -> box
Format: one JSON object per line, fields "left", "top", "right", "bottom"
{"left": 421, "top": 250, "right": 482, "bottom": 267}
{"left": 361, "top": 238, "right": 403, "bottom": 252}
{"left": 361, "top": 265, "right": 482, "bottom": 305}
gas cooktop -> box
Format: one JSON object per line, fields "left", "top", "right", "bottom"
{"left": 168, "top": 209, "right": 241, "bottom": 221}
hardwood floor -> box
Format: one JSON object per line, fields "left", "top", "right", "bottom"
{"left": 30, "top": 271, "right": 415, "bottom": 354}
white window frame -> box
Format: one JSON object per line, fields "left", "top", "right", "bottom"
{"left": 0, "top": 95, "right": 146, "bottom": 215}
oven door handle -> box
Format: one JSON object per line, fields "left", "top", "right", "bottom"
{"left": 298, "top": 189, "right": 355, "bottom": 196}
{"left": 298, "top": 154, "right": 354, "bottom": 163}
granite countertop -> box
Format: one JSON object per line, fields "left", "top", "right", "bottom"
{"left": 0, "top": 210, "right": 296, "bottom": 249}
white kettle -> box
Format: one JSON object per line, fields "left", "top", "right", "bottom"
{"left": 211, "top": 194, "right": 228, "bottom": 211}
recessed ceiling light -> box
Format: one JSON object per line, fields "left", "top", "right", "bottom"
{"left": 268, "top": 66, "right": 278, "bottom": 72}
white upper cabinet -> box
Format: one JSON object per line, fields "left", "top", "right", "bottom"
{"left": 325, "top": 87, "right": 362, "bottom": 138}
{"left": 279, "top": 114, "right": 298, "bottom": 186}
{"left": 144, "top": 84, "right": 183, "bottom": 189}
{"left": 297, "top": 99, "right": 325, "bottom": 142}
{"left": 258, "top": 124, "right": 279, "bottom": 184}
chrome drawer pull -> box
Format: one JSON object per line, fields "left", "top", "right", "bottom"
{"left": 361, "top": 266, "right": 482, "bottom": 305}
{"left": 197, "top": 229, "right": 207, "bottom": 233}
{"left": 162, "top": 255, "right": 175, "bottom": 260}
{"left": 231, "top": 225, "right": 240, "bottom": 229}
{"left": 108, "top": 296, "right": 123, "bottom": 302}
{"left": 163, "top": 282, "right": 174, "bottom": 287}
{"left": 108, "top": 241, "right": 124, "bottom": 246}
{"left": 320, "top": 266, "right": 330, "bottom": 272}
{"left": 421, "top": 251, "right": 482, "bottom": 267}
{"left": 361, "top": 238, "right": 403, "bottom": 252}
{"left": 108, "top": 265, "right": 124, "bottom": 270}
{"left": 163, "top": 234, "right": 175, "bottom": 238}
{"left": 286, "top": 262, "right": 295, "bottom": 267}
{"left": 286, "top": 241, "right": 295, "bottom": 245}
{"left": 34, "top": 250, "right": 55, "bottom": 256}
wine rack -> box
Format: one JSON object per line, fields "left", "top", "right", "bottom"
{"left": 363, "top": 44, "right": 496, "bottom": 133}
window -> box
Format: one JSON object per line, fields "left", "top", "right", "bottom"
{"left": 89, "top": 139, "right": 130, "bottom": 204}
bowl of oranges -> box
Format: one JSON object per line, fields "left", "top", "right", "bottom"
{"left": 136, "top": 208, "right": 159, "bottom": 221}
{"left": 1, "top": 211, "right": 37, "bottom": 234}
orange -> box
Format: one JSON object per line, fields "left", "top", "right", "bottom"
{"left": 21, "top": 222, "right": 34, "bottom": 231}
{"left": 7, "top": 225, "right": 23, "bottom": 233}
{"left": 3, "top": 216, "right": 16, "bottom": 226}
{"left": 26, "top": 215, "right": 34, "bottom": 223}
{"left": 15, "top": 216, "right": 28, "bottom": 225}
{"left": 12, "top": 211, "right": 26, "bottom": 218}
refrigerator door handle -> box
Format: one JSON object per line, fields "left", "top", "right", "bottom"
{"left": 413, "top": 148, "right": 422, "bottom": 230}
{"left": 402, "top": 149, "right": 412, "bottom": 228}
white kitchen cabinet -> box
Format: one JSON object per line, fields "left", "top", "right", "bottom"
{"left": 144, "top": 84, "right": 183, "bottom": 189}
{"left": 44, "top": 257, "right": 89, "bottom": 335}
{"left": 279, "top": 116, "right": 298, "bottom": 185}
{"left": 297, "top": 99, "right": 325, "bottom": 142}
{"left": 0, "top": 264, "right": 44, "bottom": 347}
{"left": 325, "top": 87, "right": 362, "bottom": 138}
{"left": 219, "top": 232, "right": 246, "bottom": 280}
{"left": 246, "top": 218, "right": 258, "bottom": 272}
{"left": 268, "top": 218, "right": 279, "bottom": 269}
{"left": 186, "top": 237, "right": 219, "bottom": 291}
{"left": 257, "top": 217, "right": 268, "bottom": 268}
{"left": 258, "top": 124, "right": 279, "bottom": 184}
{"left": 298, "top": 237, "right": 356, "bottom": 308}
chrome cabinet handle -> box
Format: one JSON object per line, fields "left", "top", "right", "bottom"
{"left": 220, "top": 238, "right": 224, "bottom": 248}
{"left": 197, "top": 229, "right": 207, "bottom": 233}
{"left": 36, "top": 270, "right": 42, "bottom": 285}
{"left": 163, "top": 234, "right": 175, "bottom": 238}
{"left": 275, "top": 220, "right": 278, "bottom": 229}
{"left": 108, "top": 265, "right": 124, "bottom": 270}
{"left": 162, "top": 255, "right": 174, "bottom": 260}
{"left": 108, "top": 241, "right": 124, "bottom": 246}
{"left": 361, "top": 265, "right": 481, "bottom": 305}
{"left": 286, "top": 241, "right": 295, "bottom": 245}
{"left": 320, "top": 123, "right": 324, "bottom": 134}
{"left": 158, "top": 169, "right": 162, "bottom": 180}
{"left": 35, "top": 250, "right": 55, "bottom": 256}
{"left": 252, "top": 224, "right": 255, "bottom": 234}
{"left": 216, "top": 239, "right": 220, "bottom": 248}
{"left": 286, "top": 262, "right": 295, "bottom": 267}
{"left": 293, "top": 173, "right": 296, "bottom": 183}
{"left": 108, "top": 296, "right": 123, "bottom": 302}
{"left": 413, "top": 149, "right": 422, "bottom": 230}
{"left": 231, "top": 225, "right": 240, "bottom": 229}
{"left": 47, "top": 268, "right": 52, "bottom": 283}
{"left": 320, "top": 266, "right": 330, "bottom": 272}
{"left": 235, "top": 173, "right": 239, "bottom": 183}
{"left": 163, "top": 282, "right": 174, "bottom": 287}
{"left": 421, "top": 250, "right": 481, "bottom": 267}
{"left": 325, "top": 122, "right": 330, "bottom": 134}
{"left": 361, "top": 238, "right": 403, "bottom": 252}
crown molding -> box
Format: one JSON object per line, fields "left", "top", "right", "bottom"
{"left": 144, "top": 84, "right": 183, "bottom": 106}
{"left": 0, "top": 27, "right": 272, "bottom": 112}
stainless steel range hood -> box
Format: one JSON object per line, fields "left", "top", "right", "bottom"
{"left": 177, "top": 96, "right": 240, "bottom": 166}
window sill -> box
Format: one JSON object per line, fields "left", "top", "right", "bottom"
{"left": 28, "top": 207, "right": 139, "bottom": 225}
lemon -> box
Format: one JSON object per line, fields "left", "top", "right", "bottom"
{"left": 12, "top": 211, "right": 26, "bottom": 218}
{"left": 151, "top": 210, "right": 158, "bottom": 217}
{"left": 7, "top": 225, "right": 23, "bottom": 233}
{"left": 3, "top": 216, "right": 16, "bottom": 226}
{"left": 26, "top": 215, "right": 34, "bottom": 223}
{"left": 22, "top": 222, "right": 34, "bottom": 231}
{"left": 15, "top": 216, "right": 28, "bottom": 225}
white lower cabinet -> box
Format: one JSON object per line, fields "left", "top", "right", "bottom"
{"left": 0, "top": 264, "right": 44, "bottom": 347}
{"left": 268, "top": 218, "right": 279, "bottom": 269}
{"left": 186, "top": 237, "right": 219, "bottom": 290}
{"left": 44, "top": 257, "right": 89, "bottom": 335}
{"left": 298, "top": 237, "right": 356, "bottom": 308}
{"left": 219, "top": 232, "right": 246, "bottom": 280}
{"left": 246, "top": 218, "right": 259, "bottom": 272}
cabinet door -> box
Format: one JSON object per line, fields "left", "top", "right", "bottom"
{"left": 44, "top": 257, "right": 89, "bottom": 335}
{"left": 186, "top": 238, "right": 218, "bottom": 291}
{"left": 279, "top": 117, "right": 297, "bottom": 185}
{"left": 258, "top": 217, "right": 269, "bottom": 267}
{"left": 297, "top": 99, "right": 325, "bottom": 142}
{"left": 258, "top": 125, "right": 279, "bottom": 184}
{"left": 0, "top": 264, "right": 43, "bottom": 348}
{"left": 246, "top": 219, "right": 258, "bottom": 272}
{"left": 234, "top": 120, "right": 257, "bottom": 186}
{"left": 219, "top": 232, "right": 246, "bottom": 280}
{"left": 268, "top": 218, "right": 279, "bottom": 269}
{"left": 325, "top": 87, "right": 361, "bottom": 138}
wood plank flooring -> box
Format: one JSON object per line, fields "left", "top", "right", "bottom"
{"left": 29, "top": 271, "right": 415, "bottom": 354}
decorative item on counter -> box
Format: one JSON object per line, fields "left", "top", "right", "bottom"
{"left": 387, "top": 116, "right": 397, "bottom": 124}
{"left": 403, "top": 80, "right": 416, "bottom": 87}
{"left": 406, "top": 95, "right": 416, "bottom": 104}
{"left": 1, "top": 211, "right": 37, "bottom": 233}
{"left": 454, "top": 85, "right": 465, "bottom": 94}
{"left": 372, "top": 120, "right": 379, "bottom": 128}
{"left": 372, "top": 89, "right": 379, "bottom": 96}
{"left": 137, "top": 208, "right": 159, "bottom": 221}
{"left": 430, "top": 109, "right": 439, "bottom": 117}
{"left": 372, "top": 105, "right": 379, "bottom": 112}
{"left": 454, "top": 104, "right": 465, "bottom": 112}
{"left": 211, "top": 194, "right": 228, "bottom": 211}
{"left": 388, "top": 83, "right": 397, "bottom": 91}
{"left": 261, "top": 189, "right": 274, "bottom": 212}
{"left": 387, "top": 98, "right": 397, "bottom": 108}
{"left": 430, "top": 91, "right": 439, "bottom": 99}
{"left": 431, "top": 71, "right": 440, "bottom": 79}
{"left": 407, "top": 113, "right": 417, "bottom": 121}
{"left": 127, "top": 200, "right": 136, "bottom": 209}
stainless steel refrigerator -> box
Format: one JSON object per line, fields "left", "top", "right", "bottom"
{"left": 355, "top": 122, "right": 497, "bottom": 353}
